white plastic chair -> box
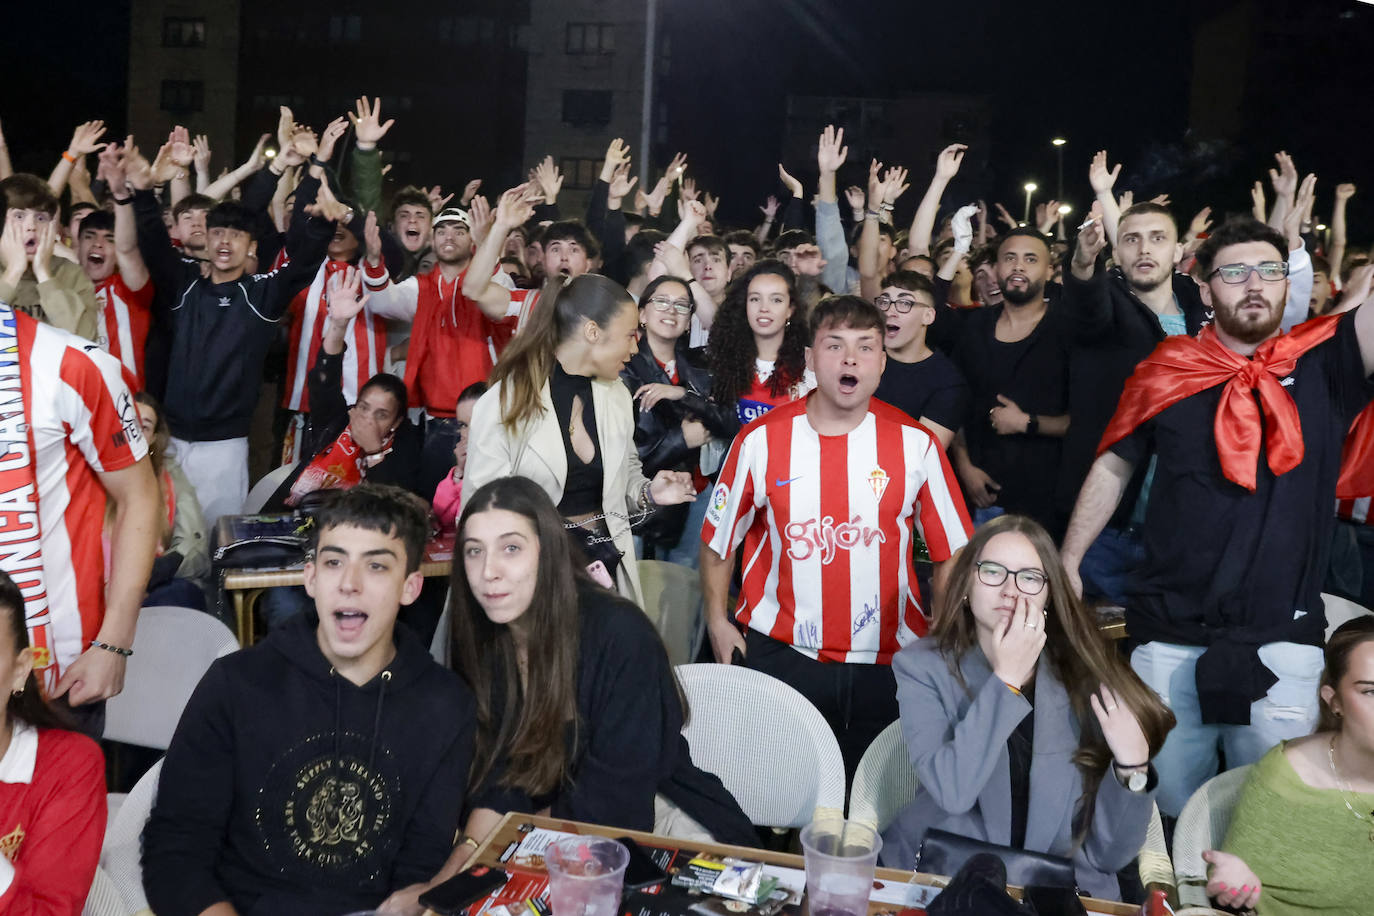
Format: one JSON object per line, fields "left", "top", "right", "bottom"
{"left": 1171, "top": 765, "right": 1252, "bottom": 910}
{"left": 848, "top": 719, "right": 919, "bottom": 831}
{"left": 103, "top": 606, "right": 240, "bottom": 750}
{"left": 241, "top": 464, "right": 295, "bottom": 513}
{"left": 97, "top": 758, "right": 162, "bottom": 914}
{"left": 1321, "top": 592, "right": 1374, "bottom": 642}
{"left": 82, "top": 865, "right": 129, "bottom": 916}
{"left": 639, "top": 559, "right": 704, "bottom": 666}
{"left": 676, "top": 663, "right": 845, "bottom": 828}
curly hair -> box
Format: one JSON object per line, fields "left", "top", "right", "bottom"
{"left": 708, "top": 260, "right": 808, "bottom": 405}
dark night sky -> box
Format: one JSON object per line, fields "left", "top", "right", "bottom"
{"left": 6, "top": 0, "right": 1373, "bottom": 242}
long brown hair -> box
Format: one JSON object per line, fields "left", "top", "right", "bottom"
{"left": 487, "top": 274, "right": 635, "bottom": 432}
{"left": 708, "top": 260, "right": 807, "bottom": 405}
{"left": 1, "top": 571, "right": 77, "bottom": 731}
{"left": 1319, "top": 615, "right": 1374, "bottom": 732}
{"left": 132, "top": 392, "right": 173, "bottom": 548}
{"left": 449, "top": 476, "right": 588, "bottom": 796}
{"left": 930, "top": 515, "right": 1176, "bottom": 842}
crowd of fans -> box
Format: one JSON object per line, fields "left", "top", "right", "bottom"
{"left": 1, "top": 96, "right": 1373, "bottom": 916}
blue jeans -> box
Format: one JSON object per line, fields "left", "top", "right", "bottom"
{"left": 1079, "top": 526, "right": 1145, "bottom": 608}
{"left": 1130, "top": 640, "right": 1323, "bottom": 815}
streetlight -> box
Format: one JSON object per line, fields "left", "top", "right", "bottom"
{"left": 1052, "top": 137, "right": 1067, "bottom": 199}
{"left": 1058, "top": 204, "right": 1072, "bottom": 215}
{"left": 640, "top": 0, "right": 658, "bottom": 181}
{"left": 1023, "top": 182, "right": 1037, "bottom": 223}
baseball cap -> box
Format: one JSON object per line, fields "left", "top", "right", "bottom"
{"left": 432, "top": 208, "right": 471, "bottom": 229}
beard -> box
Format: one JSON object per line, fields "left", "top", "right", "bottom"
{"left": 1212, "top": 294, "right": 1284, "bottom": 344}
{"left": 999, "top": 276, "right": 1045, "bottom": 305}
{"left": 1126, "top": 265, "right": 1171, "bottom": 294}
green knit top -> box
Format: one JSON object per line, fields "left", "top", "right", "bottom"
{"left": 1222, "top": 741, "right": 1374, "bottom": 915}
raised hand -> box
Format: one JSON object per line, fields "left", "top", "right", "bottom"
{"left": 1185, "top": 206, "right": 1213, "bottom": 241}
{"left": 1149, "top": 193, "right": 1171, "bottom": 207}
{"left": 1088, "top": 150, "right": 1121, "bottom": 195}
{"left": 122, "top": 142, "right": 156, "bottom": 191}
{"left": 167, "top": 126, "right": 194, "bottom": 168}
{"left": 527, "top": 155, "right": 561, "bottom": 205}
{"left": 703, "top": 191, "right": 719, "bottom": 218}
{"left": 643, "top": 170, "right": 673, "bottom": 216}
{"left": 817, "top": 124, "right": 848, "bottom": 174}
{"left": 289, "top": 125, "right": 318, "bottom": 161}
{"left": 1035, "top": 200, "right": 1061, "bottom": 234}
{"left": 987, "top": 594, "right": 1046, "bottom": 689}
{"left": 316, "top": 116, "right": 350, "bottom": 162}
{"left": 349, "top": 96, "right": 394, "bottom": 151}
{"left": 1250, "top": 181, "right": 1266, "bottom": 222}
{"left": 664, "top": 151, "right": 688, "bottom": 182}
{"left": 1072, "top": 217, "right": 1108, "bottom": 271}
{"left": 426, "top": 185, "right": 455, "bottom": 211}
{"left": 600, "top": 137, "right": 631, "bottom": 183}
{"left": 192, "top": 134, "right": 212, "bottom": 174}
{"left": 363, "top": 211, "right": 383, "bottom": 266}
{"left": 1285, "top": 173, "right": 1317, "bottom": 249}
{"left": 609, "top": 163, "right": 638, "bottom": 207}
{"left": 777, "top": 163, "right": 803, "bottom": 198}
{"left": 1268, "top": 150, "right": 1298, "bottom": 199}
{"left": 993, "top": 202, "right": 1019, "bottom": 230}
{"left": 1201, "top": 851, "right": 1261, "bottom": 912}
{"left": 844, "top": 185, "right": 865, "bottom": 213}
{"left": 1335, "top": 182, "right": 1357, "bottom": 202}
{"left": 244, "top": 132, "right": 271, "bottom": 172}
{"left": 759, "top": 195, "right": 780, "bottom": 222}
{"left": 881, "top": 165, "right": 910, "bottom": 205}
{"left": 679, "top": 176, "right": 700, "bottom": 202}
{"left": 934, "top": 143, "right": 967, "bottom": 181}
{"left": 460, "top": 178, "right": 482, "bottom": 206}
{"left": 790, "top": 242, "right": 826, "bottom": 277}
{"left": 495, "top": 183, "right": 539, "bottom": 230}
{"left": 67, "top": 120, "right": 108, "bottom": 157}
{"left": 326, "top": 266, "right": 369, "bottom": 324}
{"left": 303, "top": 179, "right": 353, "bottom": 223}
{"left": 149, "top": 140, "right": 180, "bottom": 184}
{"left": 467, "top": 195, "right": 493, "bottom": 246}
{"left": 1116, "top": 190, "right": 1135, "bottom": 213}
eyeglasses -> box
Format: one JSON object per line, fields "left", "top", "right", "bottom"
{"left": 975, "top": 560, "right": 1048, "bottom": 596}
{"left": 648, "top": 296, "right": 693, "bottom": 315}
{"left": 874, "top": 294, "right": 924, "bottom": 313}
{"left": 1206, "top": 261, "right": 1289, "bottom": 284}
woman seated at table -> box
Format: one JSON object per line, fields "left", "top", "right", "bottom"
{"left": 443, "top": 477, "right": 754, "bottom": 867}
{"left": 1202, "top": 616, "right": 1374, "bottom": 915}
{"left": 464, "top": 273, "right": 696, "bottom": 603}
{"left": 0, "top": 570, "right": 107, "bottom": 913}
{"left": 881, "top": 514, "right": 1175, "bottom": 901}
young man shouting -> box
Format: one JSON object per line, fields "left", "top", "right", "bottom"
{"left": 143, "top": 484, "right": 475, "bottom": 916}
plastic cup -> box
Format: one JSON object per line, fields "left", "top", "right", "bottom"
{"left": 800, "top": 818, "right": 882, "bottom": 916}
{"left": 544, "top": 835, "right": 630, "bottom": 916}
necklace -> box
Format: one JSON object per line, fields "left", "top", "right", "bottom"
{"left": 1327, "top": 735, "right": 1374, "bottom": 843}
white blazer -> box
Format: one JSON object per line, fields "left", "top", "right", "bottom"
{"left": 462, "top": 376, "right": 646, "bottom": 605}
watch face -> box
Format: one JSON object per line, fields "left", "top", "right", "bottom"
{"left": 1127, "top": 771, "right": 1148, "bottom": 792}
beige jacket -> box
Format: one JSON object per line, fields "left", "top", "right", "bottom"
{"left": 0, "top": 255, "right": 99, "bottom": 340}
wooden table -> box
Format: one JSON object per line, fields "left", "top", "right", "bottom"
{"left": 221, "top": 550, "right": 452, "bottom": 646}
{"left": 465, "top": 813, "right": 1139, "bottom": 916}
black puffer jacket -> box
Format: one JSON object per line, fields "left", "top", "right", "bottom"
{"left": 620, "top": 337, "right": 734, "bottom": 546}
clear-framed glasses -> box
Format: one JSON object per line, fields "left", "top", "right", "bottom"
{"left": 1207, "top": 261, "right": 1289, "bottom": 284}
{"left": 648, "top": 296, "right": 693, "bottom": 315}
{"left": 874, "top": 294, "right": 922, "bottom": 313}
{"left": 975, "top": 560, "right": 1048, "bottom": 595}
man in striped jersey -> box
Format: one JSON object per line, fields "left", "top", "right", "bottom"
{"left": 701, "top": 295, "right": 972, "bottom": 774}
{"left": 77, "top": 208, "right": 152, "bottom": 390}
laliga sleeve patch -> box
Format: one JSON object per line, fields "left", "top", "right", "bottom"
{"left": 706, "top": 483, "right": 730, "bottom": 526}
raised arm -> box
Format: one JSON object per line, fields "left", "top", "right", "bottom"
{"left": 202, "top": 133, "right": 269, "bottom": 200}
{"left": 1265, "top": 151, "right": 1298, "bottom": 235}
{"left": 1088, "top": 150, "right": 1123, "bottom": 248}
{"left": 47, "top": 120, "right": 107, "bottom": 195}
{"left": 908, "top": 144, "right": 966, "bottom": 257}
{"left": 463, "top": 184, "right": 538, "bottom": 320}
{"left": 1330, "top": 183, "right": 1355, "bottom": 289}
{"left": 814, "top": 125, "right": 851, "bottom": 294}
{"left": 97, "top": 144, "right": 150, "bottom": 292}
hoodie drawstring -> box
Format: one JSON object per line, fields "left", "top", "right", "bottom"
{"left": 369, "top": 670, "right": 392, "bottom": 770}
{"left": 328, "top": 665, "right": 392, "bottom": 771}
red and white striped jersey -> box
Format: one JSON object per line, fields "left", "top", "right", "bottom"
{"left": 94, "top": 272, "right": 153, "bottom": 391}
{"left": 281, "top": 260, "right": 386, "bottom": 412}
{"left": 19, "top": 316, "right": 148, "bottom": 678}
{"left": 702, "top": 396, "right": 972, "bottom": 664}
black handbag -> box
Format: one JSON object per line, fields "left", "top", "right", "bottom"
{"left": 917, "top": 828, "right": 1078, "bottom": 891}
{"left": 211, "top": 513, "right": 314, "bottom": 569}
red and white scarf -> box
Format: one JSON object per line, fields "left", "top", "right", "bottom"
{"left": 0, "top": 302, "right": 56, "bottom": 689}
{"left": 285, "top": 426, "right": 394, "bottom": 507}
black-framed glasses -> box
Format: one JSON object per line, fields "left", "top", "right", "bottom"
{"left": 1206, "top": 261, "right": 1289, "bottom": 284}
{"left": 975, "top": 560, "right": 1048, "bottom": 595}
{"left": 874, "top": 294, "right": 924, "bottom": 313}
{"left": 648, "top": 296, "right": 693, "bottom": 315}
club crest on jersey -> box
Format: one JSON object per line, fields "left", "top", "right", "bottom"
{"left": 706, "top": 483, "right": 729, "bottom": 526}
{"left": 866, "top": 467, "right": 890, "bottom": 501}
{"left": 785, "top": 514, "right": 885, "bottom": 564}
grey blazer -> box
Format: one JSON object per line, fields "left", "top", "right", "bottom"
{"left": 880, "top": 640, "right": 1154, "bottom": 900}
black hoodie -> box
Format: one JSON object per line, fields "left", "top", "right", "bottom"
{"left": 143, "top": 610, "right": 475, "bottom": 916}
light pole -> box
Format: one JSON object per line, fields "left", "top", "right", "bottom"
{"left": 1023, "top": 182, "right": 1037, "bottom": 224}
{"left": 639, "top": 0, "right": 658, "bottom": 181}
{"left": 1052, "top": 137, "right": 1066, "bottom": 200}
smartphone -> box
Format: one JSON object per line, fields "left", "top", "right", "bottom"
{"left": 418, "top": 867, "right": 508, "bottom": 916}
{"left": 616, "top": 835, "right": 669, "bottom": 890}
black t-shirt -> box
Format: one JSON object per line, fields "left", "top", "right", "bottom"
{"left": 873, "top": 349, "right": 970, "bottom": 434}
{"left": 1112, "top": 313, "right": 1374, "bottom": 649}
{"left": 951, "top": 306, "right": 1072, "bottom": 529}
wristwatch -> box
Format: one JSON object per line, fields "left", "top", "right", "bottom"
{"left": 1114, "top": 762, "right": 1149, "bottom": 793}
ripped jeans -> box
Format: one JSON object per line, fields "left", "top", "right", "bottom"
{"left": 1130, "top": 640, "right": 1323, "bottom": 816}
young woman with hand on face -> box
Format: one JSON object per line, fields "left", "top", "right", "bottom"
{"left": 1204, "top": 617, "right": 1374, "bottom": 916}
{"left": 462, "top": 273, "right": 696, "bottom": 603}
{"left": 881, "top": 514, "right": 1175, "bottom": 901}
{"left": 420, "top": 478, "right": 754, "bottom": 887}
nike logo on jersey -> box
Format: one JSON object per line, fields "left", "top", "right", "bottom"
{"left": 776, "top": 476, "right": 803, "bottom": 487}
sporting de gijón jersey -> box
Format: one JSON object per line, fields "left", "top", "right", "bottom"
{"left": 702, "top": 397, "right": 972, "bottom": 664}
{"left": 94, "top": 272, "right": 153, "bottom": 390}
